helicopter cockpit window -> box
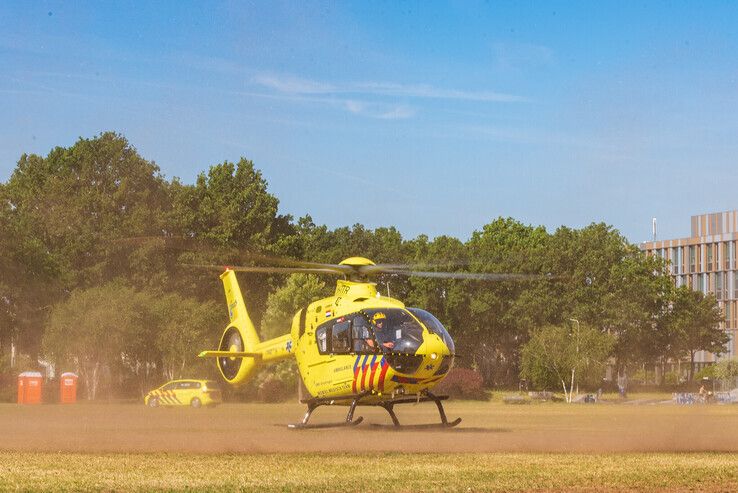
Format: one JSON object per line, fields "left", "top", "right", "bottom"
{"left": 316, "top": 325, "right": 329, "bottom": 353}
{"left": 407, "top": 308, "right": 455, "bottom": 354}
{"left": 331, "top": 319, "right": 351, "bottom": 353}
{"left": 363, "top": 308, "right": 424, "bottom": 354}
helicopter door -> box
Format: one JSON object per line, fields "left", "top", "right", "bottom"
{"left": 331, "top": 320, "right": 351, "bottom": 353}
{"left": 351, "top": 314, "right": 374, "bottom": 353}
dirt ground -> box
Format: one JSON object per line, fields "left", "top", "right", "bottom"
{"left": 2, "top": 400, "right": 738, "bottom": 454}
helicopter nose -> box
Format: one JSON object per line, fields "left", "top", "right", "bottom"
{"left": 419, "top": 333, "right": 447, "bottom": 375}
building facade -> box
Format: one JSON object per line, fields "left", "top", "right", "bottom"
{"left": 641, "top": 211, "right": 738, "bottom": 365}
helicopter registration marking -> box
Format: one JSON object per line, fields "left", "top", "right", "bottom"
{"left": 335, "top": 285, "right": 350, "bottom": 296}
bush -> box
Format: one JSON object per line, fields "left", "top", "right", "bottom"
{"left": 663, "top": 371, "right": 680, "bottom": 386}
{"left": 241, "top": 360, "right": 299, "bottom": 402}
{"left": 257, "top": 375, "right": 290, "bottom": 402}
{"left": 434, "top": 367, "right": 488, "bottom": 400}
{"left": 694, "top": 365, "right": 716, "bottom": 381}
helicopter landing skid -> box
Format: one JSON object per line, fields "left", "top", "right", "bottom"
{"left": 287, "top": 392, "right": 368, "bottom": 429}
{"left": 288, "top": 391, "right": 461, "bottom": 429}
{"left": 376, "top": 392, "right": 462, "bottom": 429}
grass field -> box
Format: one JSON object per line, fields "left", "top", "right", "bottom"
{"left": 3, "top": 451, "right": 738, "bottom": 492}
{"left": 2, "top": 399, "right": 738, "bottom": 491}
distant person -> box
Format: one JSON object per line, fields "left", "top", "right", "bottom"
{"left": 699, "top": 384, "right": 708, "bottom": 403}
{"left": 617, "top": 373, "right": 628, "bottom": 399}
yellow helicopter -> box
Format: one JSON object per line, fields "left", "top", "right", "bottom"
{"left": 198, "top": 256, "right": 534, "bottom": 429}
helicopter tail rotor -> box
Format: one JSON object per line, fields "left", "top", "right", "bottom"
{"left": 199, "top": 268, "right": 293, "bottom": 385}
{"left": 209, "top": 269, "right": 262, "bottom": 384}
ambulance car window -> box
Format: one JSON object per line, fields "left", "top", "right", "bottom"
{"left": 194, "top": 382, "right": 201, "bottom": 388}
{"left": 331, "top": 319, "right": 351, "bottom": 353}
{"left": 162, "top": 383, "right": 177, "bottom": 391}
{"left": 316, "top": 324, "right": 330, "bottom": 354}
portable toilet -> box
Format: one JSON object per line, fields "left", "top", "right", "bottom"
{"left": 59, "top": 372, "right": 78, "bottom": 404}
{"left": 17, "top": 371, "right": 43, "bottom": 404}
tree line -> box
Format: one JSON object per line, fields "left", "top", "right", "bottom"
{"left": 0, "top": 132, "right": 728, "bottom": 399}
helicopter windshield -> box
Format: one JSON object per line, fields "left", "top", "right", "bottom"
{"left": 407, "top": 308, "right": 455, "bottom": 354}
{"left": 363, "top": 308, "right": 424, "bottom": 354}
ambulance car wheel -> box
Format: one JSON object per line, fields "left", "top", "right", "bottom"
{"left": 148, "top": 397, "right": 159, "bottom": 408}
{"left": 190, "top": 398, "right": 202, "bottom": 408}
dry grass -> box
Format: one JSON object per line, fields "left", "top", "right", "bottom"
{"left": 2, "top": 400, "right": 738, "bottom": 491}
{"left": 1, "top": 451, "right": 738, "bottom": 492}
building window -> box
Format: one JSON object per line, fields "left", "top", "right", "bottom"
{"left": 726, "top": 302, "right": 732, "bottom": 329}
{"left": 707, "top": 244, "right": 713, "bottom": 271}
{"left": 725, "top": 242, "right": 731, "bottom": 270}
{"left": 670, "top": 247, "right": 676, "bottom": 274}
{"left": 716, "top": 272, "right": 723, "bottom": 300}
{"left": 689, "top": 246, "right": 696, "bottom": 273}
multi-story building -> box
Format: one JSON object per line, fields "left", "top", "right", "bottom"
{"left": 641, "top": 211, "right": 738, "bottom": 367}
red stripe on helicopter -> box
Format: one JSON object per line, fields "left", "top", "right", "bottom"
{"left": 377, "top": 358, "right": 389, "bottom": 392}
{"left": 356, "top": 355, "right": 369, "bottom": 392}
{"left": 360, "top": 360, "right": 369, "bottom": 392}
{"left": 367, "top": 355, "right": 379, "bottom": 390}
{"left": 352, "top": 355, "right": 361, "bottom": 393}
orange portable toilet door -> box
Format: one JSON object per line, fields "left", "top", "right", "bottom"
{"left": 60, "top": 372, "right": 78, "bottom": 404}
{"left": 18, "top": 372, "right": 43, "bottom": 404}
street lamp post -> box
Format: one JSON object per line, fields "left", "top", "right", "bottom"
{"left": 568, "top": 318, "right": 580, "bottom": 403}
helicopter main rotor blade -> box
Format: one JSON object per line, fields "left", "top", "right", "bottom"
{"left": 240, "top": 253, "right": 356, "bottom": 271}
{"left": 182, "top": 263, "right": 349, "bottom": 275}
{"left": 378, "top": 269, "right": 551, "bottom": 281}
{"left": 357, "top": 262, "right": 468, "bottom": 276}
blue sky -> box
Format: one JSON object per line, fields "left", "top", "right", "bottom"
{"left": 2, "top": 1, "right": 738, "bottom": 243}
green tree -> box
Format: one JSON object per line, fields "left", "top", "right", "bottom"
{"left": 520, "top": 323, "right": 615, "bottom": 401}
{"left": 170, "top": 158, "right": 294, "bottom": 323}
{"left": 0, "top": 183, "right": 60, "bottom": 355}
{"left": 713, "top": 358, "right": 738, "bottom": 384}
{"left": 155, "top": 293, "right": 223, "bottom": 382}
{"left": 4, "top": 132, "right": 171, "bottom": 291}
{"left": 464, "top": 217, "right": 549, "bottom": 385}
{"left": 669, "top": 286, "right": 727, "bottom": 381}
{"left": 260, "top": 274, "right": 330, "bottom": 340}
{"left": 173, "top": 158, "right": 290, "bottom": 249}
{"left": 43, "top": 283, "right": 153, "bottom": 399}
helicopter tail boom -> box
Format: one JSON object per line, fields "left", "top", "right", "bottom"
{"left": 202, "top": 269, "right": 292, "bottom": 385}
{"left": 199, "top": 332, "right": 292, "bottom": 362}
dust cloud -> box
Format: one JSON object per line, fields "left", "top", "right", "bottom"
{"left": 2, "top": 401, "right": 738, "bottom": 454}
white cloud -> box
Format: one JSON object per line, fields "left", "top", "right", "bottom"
{"left": 252, "top": 72, "right": 528, "bottom": 104}
{"left": 355, "top": 82, "right": 528, "bottom": 103}
{"left": 252, "top": 73, "right": 335, "bottom": 94}
{"left": 343, "top": 100, "right": 416, "bottom": 120}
